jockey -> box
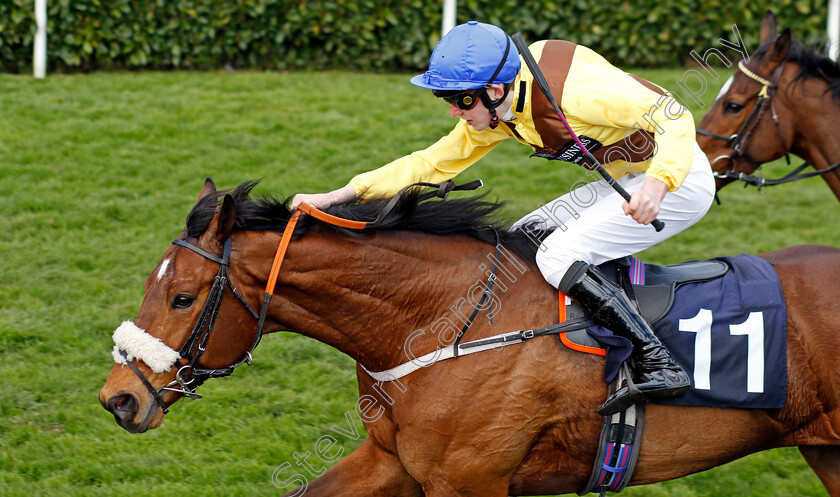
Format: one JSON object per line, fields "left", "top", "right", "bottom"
{"left": 291, "top": 21, "right": 716, "bottom": 414}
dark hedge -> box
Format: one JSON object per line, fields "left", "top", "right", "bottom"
{"left": 0, "top": 0, "right": 830, "bottom": 73}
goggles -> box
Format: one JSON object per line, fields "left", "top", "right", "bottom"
{"left": 433, "top": 88, "right": 485, "bottom": 110}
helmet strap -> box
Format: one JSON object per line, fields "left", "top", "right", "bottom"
{"left": 478, "top": 84, "right": 511, "bottom": 129}
{"left": 478, "top": 35, "right": 513, "bottom": 130}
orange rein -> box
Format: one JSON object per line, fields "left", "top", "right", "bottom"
{"left": 265, "top": 203, "right": 367, "bottom": 296}
{"left": 265, "top": 179, "right": 484, "bottom": 294}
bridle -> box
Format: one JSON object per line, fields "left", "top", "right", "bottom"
{"left": 697, "top": 59, "right": 788, "bottom": 183}
{"left": 697, "top": 58, "right": 840, "bottom": 191}
{"left": 120, "top": 236, "right": 265, "bottom": 414}
{"left": 120, "top": 180, "right": 483, "bottom": 415}
{"left": 164, "top": 238, "right": 263, "bottom": 397}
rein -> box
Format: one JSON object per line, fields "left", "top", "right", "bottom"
{"left": 698, "top": 58, "right": 840, "bottom": 191}
{"left": 119, "top": 180, "right": 484, "bottom": 413}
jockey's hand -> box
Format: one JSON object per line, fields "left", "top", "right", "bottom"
{"left": 623, "top": 177, "right": 669, "bottom": 225}
{"left": 291, "top": 185, "right": 356, "bottom": 211}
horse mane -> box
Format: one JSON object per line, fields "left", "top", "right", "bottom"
{"left": 185, "top": 180, "right": 547, "bottom": 264}
{"left": 754, "top": 35, "right": 840, "bottom": 104}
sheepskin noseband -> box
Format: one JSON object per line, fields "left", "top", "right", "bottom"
{"left": 112, "top": 321, "right": 180, "bottom": 374}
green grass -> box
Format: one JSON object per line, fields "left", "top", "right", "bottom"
{"left": 1, "top": 68, "right": 838, "bottom": 497}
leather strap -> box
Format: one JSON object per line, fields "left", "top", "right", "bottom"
{"left": 297, "top": 203, "right": 365, "bottom": 230}
{"left": 453, "top": 231, "right": 502, "bottom": 357}
{"left": 266, "top": 210, "right": 303, "bottom": 295}
{"left": 172, "top": 238, "right": 228, "bottom": 266}
{"left": 120, "top": 349, "right": 169, "bottom": 414}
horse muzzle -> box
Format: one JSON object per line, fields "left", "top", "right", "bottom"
{"left": 100, "top": 389, "right": 164, "bottom": 433}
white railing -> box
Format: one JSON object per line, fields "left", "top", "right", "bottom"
{"left": 829, "top": 0, "right": 840, "bottom": 61}
{"left": 34, "top": 0, "right": 47, "bottom": 78}
{"left": 442, "top": 0, "right": 456, "bottom": 37}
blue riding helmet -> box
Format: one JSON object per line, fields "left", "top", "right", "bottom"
{"left": 411, "top": 21, "right": 520, "bottom": 129}
{"left": 410, "top": 21, "right": 520, "bottom": 91}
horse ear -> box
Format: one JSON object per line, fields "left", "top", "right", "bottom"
{"left": 760, "top": 10, "right": 778, "bottom": 44}
{"left": 197, "top": 194, "right": 236, "bottom": 247}
{"left": 198, "top": 177, "right": 217, "bottom": 202}
{"left": 761, "top": 29, "right": 791, "bottom": 73}
{"left": 213, "top": 194, "right": 237, "bottom": 243}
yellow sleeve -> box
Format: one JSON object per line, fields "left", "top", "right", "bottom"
{"left": 348, "top": 120, "right": 511, "bottom": 199}
{"left": 562, "top": 49, "right": 696, "bottom": 191}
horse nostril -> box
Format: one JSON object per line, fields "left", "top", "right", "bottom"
{"left": 105, "top": 393, "right": 138, "bottom": 423}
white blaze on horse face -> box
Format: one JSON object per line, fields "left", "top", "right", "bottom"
{"left": 714, "top": 75, "right": 734, "bottom": 103}
{"left": 112, "top": 320, "right": 180, "bottom": 374}
{"left": 156, "top": 257, "right": 171, "bottom": 283}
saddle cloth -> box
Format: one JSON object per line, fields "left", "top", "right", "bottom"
{"left": 563, "top": 254, "right": 787, "bottom": 409}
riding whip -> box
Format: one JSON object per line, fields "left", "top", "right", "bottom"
{"left": 511, "top": 32, "right": 665, "bottom": 232}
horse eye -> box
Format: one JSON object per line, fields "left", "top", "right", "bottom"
{"left": 723, "top": 102, "right": 744, "bottom": 114}
{"left": 171, "top": 295, "right": 195, "bottom": 309}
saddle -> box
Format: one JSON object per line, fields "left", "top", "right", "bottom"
{"left": 601, "top": 256, "right": 729, "bottom": 321}
{"left": 564, "top": 256, "right": 729, "bottom": 350}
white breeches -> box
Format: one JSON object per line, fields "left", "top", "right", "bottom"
{"left": 512, "top": 143, "right": 715, "bottom": 288}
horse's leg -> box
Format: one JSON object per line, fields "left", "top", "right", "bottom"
{"left": 799, "top": 446, "right": 840, "bottom": 497}
{"left": 278, "top": 439, "right": 422, "bottom": 497}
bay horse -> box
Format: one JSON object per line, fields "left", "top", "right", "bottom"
{"left": 697, "top": 10, "right": 840, "bottom": 201}
{"left": 100, "top": 178, "right": 840, "bottom": 496}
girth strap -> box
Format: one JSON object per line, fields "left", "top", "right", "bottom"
{"left": 579, "top": 365, "right": 645, "bottom": 496}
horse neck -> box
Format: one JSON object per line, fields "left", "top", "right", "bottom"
{"left": 784, "top": 72, "right": 840, "bottom": 171}
{"left": 243, "top": 227, "right": 538, "bottom": 373}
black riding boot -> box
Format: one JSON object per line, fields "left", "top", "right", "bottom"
{"left": 559, "top": 261, "right": 690, "bottom": 415}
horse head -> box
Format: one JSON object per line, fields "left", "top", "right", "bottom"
{"left": 697, "top": 10, "right": 796, "bottom": 190}
{"left": 99, "top": 178, "right": 265, "bottom": 433}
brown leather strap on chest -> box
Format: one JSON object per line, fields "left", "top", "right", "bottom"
{"left": 526, "top": 41, "right": 664, "bottom": 167}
